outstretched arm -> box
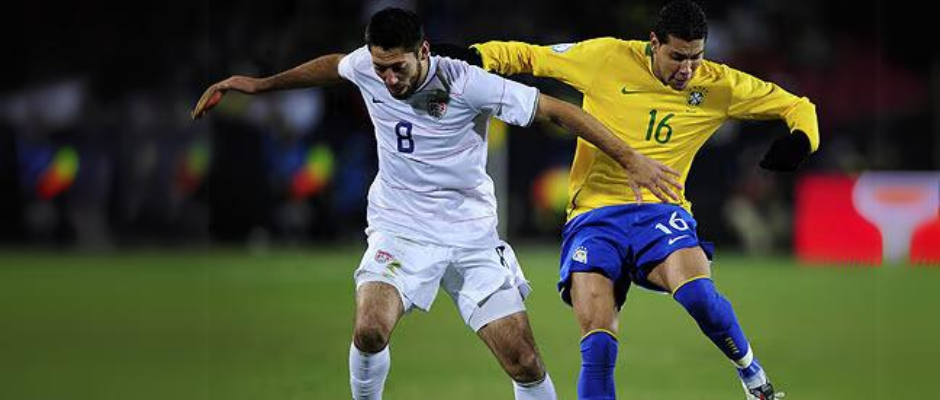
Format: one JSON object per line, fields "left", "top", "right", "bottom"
{"left": 534, "top": 93, "right": 684, "bottom": 203}
{"left": 434, "top": 40, "right": 610, "bottom": 93}
{"left": 191, "top": 53, "right": 346, "bottom": 120}
{"left": 725, "top": 65, "right": 819, "bottom": 172}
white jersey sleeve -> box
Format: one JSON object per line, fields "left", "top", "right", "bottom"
{"left": 338, "top": 46, "right": 370, "bottom": 83}
{"left": 458, "top": 66, "right": 540, "bottom": 127}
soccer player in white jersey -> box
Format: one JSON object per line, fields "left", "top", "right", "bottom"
{"left": 192, "top": 8, "right": 682, "bottom": 399}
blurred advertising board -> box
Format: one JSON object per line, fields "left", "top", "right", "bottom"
{"left": 794, "top": 172, "right": 940, "bottom": 265}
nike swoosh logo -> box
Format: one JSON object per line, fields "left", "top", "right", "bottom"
{"left": 371, "top": 98, "right": 384, "bottom": 103}
{"left": 668, "top": 235, "right": 690, "bottom": 245}
{"left": 621, "top": 87, "right": 642, "bottom": 95}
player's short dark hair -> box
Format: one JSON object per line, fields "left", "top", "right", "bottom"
{"left": 365, "top": 8, "right": 425, "bottom": 52}
{"left": 654, "top": 0, "right": 708, "bottom": 43}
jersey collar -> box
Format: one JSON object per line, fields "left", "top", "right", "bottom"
{"left": 414, "top": 55, "right": 438, "bottom": 94}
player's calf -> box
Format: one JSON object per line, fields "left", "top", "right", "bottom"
{"left": 476, "top": 301, "right": 556, "bottom": 399}
{"left": 500, "top": 345, "right": 545, "bottom": 383}
{"left": 349, "top": 343, "right": 391, "bottom": 400}
{"left": 478, "top": 311, "right": 547, "bottom": 382}
{"left": 672, "top": 277, "right": 750, "bottom": 360}
{"left": 672, "top": 277, "right": 775, "bottom": 395}
{"left": 578, "top": 329, "right": 618, "bottom": 400}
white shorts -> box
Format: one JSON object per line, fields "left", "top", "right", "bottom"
{"left": 354, "top": 231, "right": 532, "bottom": 331}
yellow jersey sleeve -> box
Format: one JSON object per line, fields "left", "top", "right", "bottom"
{"left": 725, "top": 65, "right": 820, "bottom": 151}
{"left": 471, "top": 38, "right": 618, "bottom": 93}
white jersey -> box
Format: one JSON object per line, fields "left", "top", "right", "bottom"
{"left": 338, "top": 46, "right": 540, "bottom": 248}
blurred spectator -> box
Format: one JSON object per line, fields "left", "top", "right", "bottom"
{"left": 0, "top": 0, "right": 932, "bottom": 251}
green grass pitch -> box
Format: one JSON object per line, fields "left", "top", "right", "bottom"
{"left": 1, "top": 247, "right": 936, "bottom": 399}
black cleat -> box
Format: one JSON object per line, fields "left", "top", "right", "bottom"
{"left": 745, "top": 382, "right": 785, "bottom": 400}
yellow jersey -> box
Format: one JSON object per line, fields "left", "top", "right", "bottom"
{"left": 472, "top": 38, "right": 819, "bottom": 220}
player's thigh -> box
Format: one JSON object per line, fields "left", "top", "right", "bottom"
{"left": 570, "top": 272, "right": 619, "bottom": 335}
{"left": 355, "top": 281, "right": 404, "bottom": 331}
{"left": 646, "top": 246, "right": 711, "bottom": 292}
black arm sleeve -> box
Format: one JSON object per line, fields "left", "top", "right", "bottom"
{"left": 431, "top": 43, "right": 483, "bottom": 67}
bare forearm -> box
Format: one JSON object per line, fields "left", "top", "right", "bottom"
{"left": 258, "top": 54, "right": 346, "bottom": 92}
{"left": 533, "top": 93, "right": 683, "bottom": 202}
{"left": 535, "top": 94, "right": 636, "bottom": 168}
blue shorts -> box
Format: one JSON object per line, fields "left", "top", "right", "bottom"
{"left": 559, "top": 204, "right": 714, "bottom": 307}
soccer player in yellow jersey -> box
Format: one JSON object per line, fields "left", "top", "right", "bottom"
{"left": 436, "top": 1, "right": 818, "bottom": 399}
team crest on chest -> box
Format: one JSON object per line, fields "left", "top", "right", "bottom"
{"left": 687, "top": 86, "right": 708, "bottom": 107}
{"left": 416, "top": 89, "right": 450, "bottom": 119}
{"left": 427, "top": 97, "right": 449, "bottom": 119}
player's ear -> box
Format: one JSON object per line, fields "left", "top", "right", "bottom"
{"left": 418, "top": 41, "right": 430, "bottom": 61}
{"left": 649, "top": 32, "right": 660, "bottom": 50}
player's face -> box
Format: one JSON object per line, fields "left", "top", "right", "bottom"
{"left": 650, "top": 33, "right": 705, "bottom": 91}
{"left": 370, "top": 41, "right": 430, "bottom": 99}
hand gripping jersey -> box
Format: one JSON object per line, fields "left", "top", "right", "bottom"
{"left": 338, "top": 46, "right": 540, "bottom": 248}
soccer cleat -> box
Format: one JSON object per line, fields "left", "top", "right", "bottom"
{"left": 743, "top": 382, "right": 785, "bottom": 400}
{"left": 736, "top": 358, "right": 783, "bottom": 400}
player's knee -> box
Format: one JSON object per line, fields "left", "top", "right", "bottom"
{"left": 571, "top": 280, "right": 618, "bottom": 335}
{"left": 353, "top": 323, "right": 391, "bottom": 354}
{"left": 578, "top": 317, "right": 616, "bottom": 336}
{"left": 506, "top": 349, "right": 545, "bottom": 384}
{"left": 574, "top": 305, "right": 618, "bottom": 335}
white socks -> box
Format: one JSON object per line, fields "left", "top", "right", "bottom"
{"left": 349, "top": 343, "right": 391, "bottom": 400}
{"left": 513, "top": 373, "right": 557, "bottom": 400}
{"left": 350, "top": 342, "right": 556, "bottom": 400}
{"left": 734, "top": 348, "right": 768, "bottom": 389}
{"left": 733, "top": 347, "right": 754, "bottom": 369}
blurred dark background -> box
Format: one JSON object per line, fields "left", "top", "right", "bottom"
{"left": 0, "top": 0, "right": 933, "bottom": 252}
